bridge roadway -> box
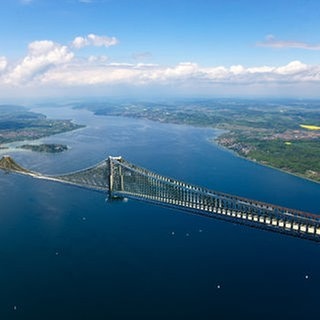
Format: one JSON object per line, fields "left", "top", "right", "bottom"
{"left": 1, "top": 155, "right": 320, "bottom": 242}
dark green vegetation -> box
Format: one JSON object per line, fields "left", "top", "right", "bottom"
{"left": 0, "top": 105, "right": 84, "bottom": 145}
{"left": 246, "top": 140, "right": 320, "bottom": 181}
{"left": 75, "top": 99, "right": 320, "bottom": 182}
{"left": 20, "top": 143, "right": 68, "bottom": 153}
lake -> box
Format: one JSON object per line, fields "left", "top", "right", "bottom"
{"left": 0, "top": 106, "right": 319, "bottom": 319}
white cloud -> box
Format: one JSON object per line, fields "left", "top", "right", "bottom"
{"left": 72, "top": 37, "right": 88, "bottom": 49}
{"left": 5, "top": 40, "right": 74, "bottom": 84}
{"left": 88, "top": 55, "right": 109, "bottom": 63}
{"left": 203, "top": 66, "right": 228, "bottom": 79}
{"left": 257, "top": 35, "right": 320, "bottom": 50}
{"left": 275, "top": 60, "right": 308, "bottom": 75}
{"left": 72, "top": 33, "right": 119, "bottom": 49}
{"left": 247, "top": 66, "right": 274, "bottom": 74}
{"left": 2, "top": 37, "right": 320, "bottom": 98}
{"left": 0, "top": 57, "right": 7, "bottom": 72}
{"left": 33, "top": 59, "right": 320, "bottom": 88}
{"left": 230, "top": 65, "right": 245, "bottom": 75}
{"left": 162, "top": 62, "right": 199, "bottom": 79}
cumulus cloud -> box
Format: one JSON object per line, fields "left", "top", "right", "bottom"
{"left": 230, "top": 65, "right": 245, "bottom": 75}
{"left": 5, "top": 40, "right": 74, "bottom": 84}
{"left": 0, "top": 57, "right": 7, "bottom": 72}
{"left": 2, "top": 37, "right": 320, "bottom": 98}
{"left": 257, "top": 35, "right": 320, "bottom": 50}
{"left": 275, "top": 60, "right": 308, "bottom": 75}
{"left": 33, "top": 59, "right": 320, "bottom": 88}
{"left": 72, "top": 33, "right": 119, "bottom": 49}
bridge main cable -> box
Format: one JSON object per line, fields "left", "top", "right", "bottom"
{"left": 1, "top": 155, "right": 320, "bottom": 242}
{"left": 108, "top": 156, "right": 320, "bottom": 242}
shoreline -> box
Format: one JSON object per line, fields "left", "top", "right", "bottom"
{"left": 0, "top": 125, "right": 85, "bottom": 152}
{"left": 96, "top": 112, "right": 320, "bottom": 186}
{"left": 213, "top": 136, "right": 320, "bottom": 185}
{"left": 9, "top": 104, "right": 318, "bottom": 186}
{"left": 85, "top": 109, "right": 320, "bottom": 186}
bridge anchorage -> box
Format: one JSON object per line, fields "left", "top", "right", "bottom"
{"left": 1, "top": 155, "right": 320, "bottom": 242}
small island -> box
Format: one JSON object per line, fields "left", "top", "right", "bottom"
{"left": 19, "top": 143, "right": 68, "bottom": 153}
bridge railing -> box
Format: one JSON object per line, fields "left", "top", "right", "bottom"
{"left": 109, "top": 157, "right": 320, "bottom": 241}
{"left": 2, "top": 155, "right": 320, "bottom": 241}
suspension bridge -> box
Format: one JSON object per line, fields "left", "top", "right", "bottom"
{"left": 1, "top": 155, "right": 320, "bottom": 242}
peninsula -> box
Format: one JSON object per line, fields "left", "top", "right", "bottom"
{"left": 0, "top": 105, "right": 84, "bottom": 146}
{"left": 74, "top": 99, "right": 320, "bottom": 183}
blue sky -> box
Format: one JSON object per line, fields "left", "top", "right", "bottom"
{"left": 1, "top": 0, "right": 320, "bottom": 100}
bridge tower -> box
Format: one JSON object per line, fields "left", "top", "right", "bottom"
{"left": 108, "top": 156, "right": 124, "bottom": 197}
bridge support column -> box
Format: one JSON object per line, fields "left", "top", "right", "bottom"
{"left": 108, "top": 156, "right": 123, "bottom": 199}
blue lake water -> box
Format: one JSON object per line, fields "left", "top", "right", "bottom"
{"left": 1, "top": 106, "right": 320, "bottom": 319}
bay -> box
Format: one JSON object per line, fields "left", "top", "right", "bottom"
{"left": 0, "top": 106, "right": 319, "bottom": 319}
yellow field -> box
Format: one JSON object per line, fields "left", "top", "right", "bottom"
{"left": 300, "top": 124, "right": 320, "bottom": 130}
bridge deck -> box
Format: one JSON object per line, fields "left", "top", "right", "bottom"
{"left": 1, "top": 155, "right": 319, "bottom": 242}
{"left": 109, "top": 157, "right": 320, "bottom": 242}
